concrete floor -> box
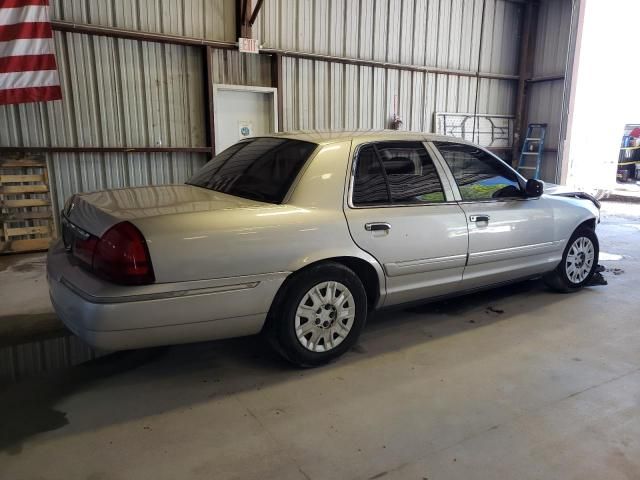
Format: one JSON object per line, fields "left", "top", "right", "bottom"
{"left": 0, "top": 202, "right": 639, "bottom": 480}
{"left": 0, "top": 252, "right": 50, "bottom": 318}
{"left": 0, "top": 252, "right": 62, "bottom": 346}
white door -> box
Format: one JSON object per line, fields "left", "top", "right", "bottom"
{"left": 213, "top": 85, "right": 278, "bottom": 153}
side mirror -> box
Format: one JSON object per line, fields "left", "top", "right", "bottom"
{"left": 525, "top": 178, "right": 544, "bottom": 198}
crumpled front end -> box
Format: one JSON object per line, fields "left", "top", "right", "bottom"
{"left": 543, "top": 182, "right": 601, "bottom": 213}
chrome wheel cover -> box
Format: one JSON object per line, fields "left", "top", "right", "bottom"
{"left": 565, "top": 236, "right": 595, "bottom": 284}
{"left": 295, "top": 281, "right": 356, "bottom": 353}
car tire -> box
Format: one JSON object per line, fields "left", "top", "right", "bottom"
{"left": 544, "top": 225, "right": 599, "bottom": 293}
{"left": 265, "top": 262, "right": 368, "bottom": 367}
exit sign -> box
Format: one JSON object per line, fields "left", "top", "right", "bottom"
{"left": 238, "top": 37, "right": 259, "bottom": 54}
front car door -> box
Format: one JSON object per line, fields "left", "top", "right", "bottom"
{"left": 431, "top": 141, "right": 561, "bottom": 289}
{"left": 344, "top": 140, "right": 469, "bottom": 306}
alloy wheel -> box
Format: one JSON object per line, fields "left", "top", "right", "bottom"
{"left": 565, "top": 236, "right": 595, "bottom": 284}
{"left": 294, "top": 281, "right": 356, "bottom": 352}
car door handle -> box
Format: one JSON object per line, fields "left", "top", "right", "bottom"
{"left": 469, "top": 215, "right": 490, "bottom": 223}
{"left": 365, "top": 222, "right": 391, "bottom": 232}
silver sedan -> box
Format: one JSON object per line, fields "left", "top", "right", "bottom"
{"left": 47, "top": 131, "right": 601, "bottom": 366}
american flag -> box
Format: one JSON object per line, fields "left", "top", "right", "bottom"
{"left": 0, "top": 0, "right": 62, "bottom": 105}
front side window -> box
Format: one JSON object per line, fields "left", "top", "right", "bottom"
{"left": 352, "top": 141, "right": 446, "bottom": 206}
{"left": 187, "top": 138, "right": 317, "bottom": 203}
{"left": 434, "top": 142, "right": 523, "bottom": 201}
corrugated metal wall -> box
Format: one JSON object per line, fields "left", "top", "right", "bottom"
{"left": 281, "top": 58, "right": 516, "bottom": 133}
{"left": 526, "top": 0, "right": 575, "bottom": 181}
{"left": 1, "top": 33, "right": 206, "bottom": 148}
{"left": 52, "top": 0, "right": 236, "bottom": 42}
{"left": 260, "top": 0, "right": 522, "bottom": 138}
{"left": 210, "top": 49, "right": 273, "bottom": 86}
{"left": 256, "top": 0, "right": 521, "bottom": 72}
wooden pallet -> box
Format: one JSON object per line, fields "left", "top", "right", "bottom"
{"left": 0, "top": 157, "right": 55, "bottom": 254}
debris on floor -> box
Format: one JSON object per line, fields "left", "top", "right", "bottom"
{"left": 486, "top": 306, "right": 505, "bottom": 315}
{"left": 605, "top": 267, "right": 625, "bottom": 276}
{"left": 586, "top": 265, "right": 608, "bottom": 286}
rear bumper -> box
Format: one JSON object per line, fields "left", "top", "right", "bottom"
{"left": 47, "top": 240, "right": 288, "bottom": 350}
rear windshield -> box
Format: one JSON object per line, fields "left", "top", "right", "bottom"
{"left": 187, "top": 137, "right": 317, "bottom": 203}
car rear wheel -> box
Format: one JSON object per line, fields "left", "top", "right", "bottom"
{"left": 544, "top": 226, "right": 599, "bottom": 293}
{"left": 266, "top": 262, "right": 367, "bottom": 367}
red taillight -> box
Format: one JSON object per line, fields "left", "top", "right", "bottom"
{"left": 92, "top": 222, "right": 155, "bottom": 285}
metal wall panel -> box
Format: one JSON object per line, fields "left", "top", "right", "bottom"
{"left": 532, "top": 0, "right": 574, "bottom": 77}
{"left": 281, "top": 57, "right": 516, "bottom": 133}
{"left": 527, "top": 81, "right": 566, "bottom": 181}
{"left": 0, "top": 32, "right": 206, "bottom": 149}
{"left": 209, "top": 49, "right": 273, "bottom": 86}
{"left": 526, "top": 0, "right": 574, "bottom": 181}
{"left": 52, "top": 0, "right": 236, "bottom": 42}
{"left": 257, "top": 0, "right": 522, "bottom": 75}
{"left": 268, "top": 0, "right": 521, "bottom": 141}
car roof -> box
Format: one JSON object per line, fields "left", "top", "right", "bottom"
{"left": 268, "top": 129, "right": 476, "bottom": 146}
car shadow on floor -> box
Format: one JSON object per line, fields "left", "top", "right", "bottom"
{"left": 0, "top": 278, "right": 602, "bottom": 454}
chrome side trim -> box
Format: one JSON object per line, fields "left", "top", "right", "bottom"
{"left": 468, "top": 241, "right": 563, "bottom": 266}
{"left": 385, "top": 253, "right": 467, "bottom": 277}
{"left": 458, "top": 197, "right": 540, "bottom": 205}
{"left": 349, "top": 201, "right": 460, "bottom": 209}
{"left": 61, "top": 277, "right": 261, "bottom": 304}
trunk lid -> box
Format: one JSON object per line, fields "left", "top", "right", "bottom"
{"left": 63, "top": 184, "right": 265, "bottom": 237}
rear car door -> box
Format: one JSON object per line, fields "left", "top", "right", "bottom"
{"left": 344, "top": 140, "right": 469, "bottom": 306}
{"left": 431, "top": 141, "right": 559, "bottom": 289}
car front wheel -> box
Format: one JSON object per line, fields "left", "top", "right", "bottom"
{"left": 544, "top": 226, "right": 599, "bottom": 293}
{"left": 266, "top": 262, "right": 368, "bottom": 367}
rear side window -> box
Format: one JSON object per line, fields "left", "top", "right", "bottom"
{"left": 352, "top": 146, "right": 390, "bottom": 205}
{"left": 352, "top": 141, "right": 446, "bottom": 206}
{"left": 187, "top": 138, "right": 317, "bottom": 203}
{"left": 434, "top": 142, "right": 523, "bottom": 201}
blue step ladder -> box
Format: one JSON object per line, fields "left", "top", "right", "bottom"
{"left": 516, "top": 123, "right": 547, "bottom": 179}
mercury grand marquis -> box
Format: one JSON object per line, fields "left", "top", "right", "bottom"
{"left": 47, "top": 131, "right": 601, "bottom": 366}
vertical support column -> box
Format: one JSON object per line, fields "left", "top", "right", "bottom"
{"left": 237, "top": 0, "right": 253, "bottom": 39}
{"left": 271, "top": 53, "right": 284, "bottom": 131}
{"left": 511, "top": 1, "right": 539, "bottom": 166}
{"left": 203, "top": 45, "right": 216, "bottom": 156}
{"left": 236, "top": 0, "right": 244, "bottom": 39}
{"left": 558, "top": 0, "right": 585, "bottom": 184}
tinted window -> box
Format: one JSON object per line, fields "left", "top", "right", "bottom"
{"left": 352, "top": 145, "right": 390, "bottom": 205}
{"left": 352, "top": 142, "right": 446, "bottom": 206}
{"left": 434, "top": 142, "right": 522, "bottom": 201}
{"left": 187, "top": 138, "right": 317, "bottom": 203}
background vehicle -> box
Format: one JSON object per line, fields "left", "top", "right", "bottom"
{"left": 48, "top": 131, "right": 600, "bottom": 366}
